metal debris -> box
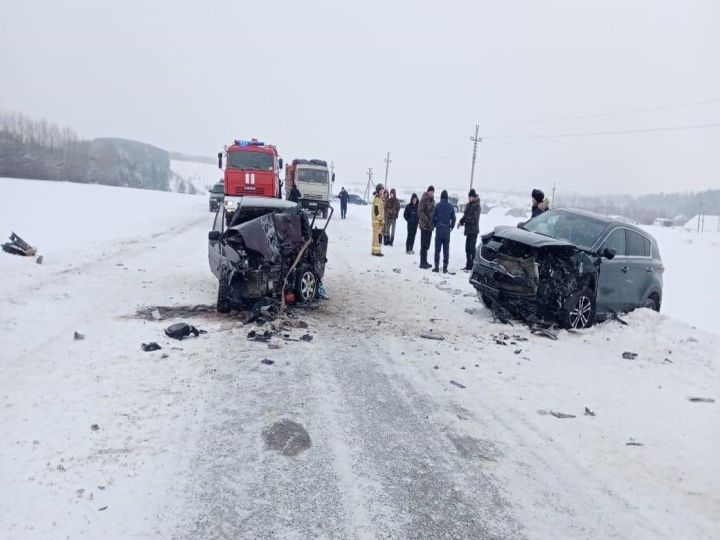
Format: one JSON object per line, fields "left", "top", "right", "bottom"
{"left": 688, "top": 397, "right": 715, "bottom": 403}
{"left": 622, "top": 352, "right": 638, "bottom": 360}
{"left": 421, "top": 334, "right": 445, "bottom": 341}
{"left": 141, "top": 342, "right": 162, "bottom": 352}
{"left": 73, "top": 331, "right": 85, "bottom": 341}
{"left": 584, "top": 407, "right": 596, "bottom": 416}
{"left": 261, "top": 358, "right": 274, "bottom": 365}
{"left": 450, "top": 380, "right": 466, "bottom": 389}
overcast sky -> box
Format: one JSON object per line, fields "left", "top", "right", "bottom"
{"left": 1, "top": 0, "right": 719, "bottom": 196}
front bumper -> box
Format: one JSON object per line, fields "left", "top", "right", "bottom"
{"left": 469, "top": 262, "right": 541, "bottom": 317}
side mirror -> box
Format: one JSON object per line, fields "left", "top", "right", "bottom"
{"left": 217, "top": 152, "right": 223, "bottom": 169}
{"left": 208, "top": 231, "right": 221, "bottom": 242}
{"left": 331, "top": 172, "right": 335, "bottom": 183}
{"left": 278, "top": 158, "right": 283, "bottom": 170}
{"left": 601, "top": 247, "right": 616, "bottom": 260}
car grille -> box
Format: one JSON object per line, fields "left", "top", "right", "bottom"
{"left": 480, "top": 246, "right": 497, "bottom": 261}
{"left": 304, "top": 194, "right": 323, "bottom": 200}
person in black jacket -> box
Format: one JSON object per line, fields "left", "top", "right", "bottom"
{"left": 339, "top": 187, "right": 349, "bottom": 219}
{"left": 403, "top": 193, "right": 419, "bottom": 254}
{"left": 458, "top": 189, "right": 481, "bottom": 271}
{"left": 430, "top": 190, "right": 456, "bottom": 273}
{"left": 531, "top": 188, "right": 549, "bottom": 218}
{"left": 289, "top": 184, "right": 301, "bottom": 203}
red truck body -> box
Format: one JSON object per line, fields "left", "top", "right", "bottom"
{"left": 219, "top": 139, "right": 282, "bottom": 199}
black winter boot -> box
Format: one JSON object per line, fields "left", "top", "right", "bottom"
{"left": 432, "top": 266, "right": 439, "bottom": 273}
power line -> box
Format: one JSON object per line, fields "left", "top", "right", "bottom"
{"left": 484, "top": 121, "right": 720, "bottom": 141}
{"left": 482, "top": 98, "right": 720, "bottom": 128}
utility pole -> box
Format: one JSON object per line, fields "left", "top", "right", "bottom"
{"left": 363, "top": 168, "right": 374, "bottom": 203}
{"left": 383, "top": 152, "right": 392, "bottom": 190}
{"left": 469, "top": 124, "right": 481, "bottom": 190}
{"left": 552, "top": 182, "right": 557, "bottom": 207}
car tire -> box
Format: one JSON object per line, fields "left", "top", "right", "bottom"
{"left": 217, "top": 272, "right": 231, "bottom": 313}
{"left": 295, "top": 267, "right": 318, "bottom": 304}
{"left": 642, "top": 294, "right": 660, "bottom": 312}
{"left": 560, "top": 288, "right": 596, "bottom": 329}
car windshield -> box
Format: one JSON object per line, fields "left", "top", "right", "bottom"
{"left": 297, "top": 168, "right": 328, "bottom": 184}
{"left": 227, "top": 151, "right": 273, "bottom": 171}
{"left": 522, "top": 211, "right": 607, "bottom": 249}
{"left": 212, "top": 183, "right": 224, "bottom": 193}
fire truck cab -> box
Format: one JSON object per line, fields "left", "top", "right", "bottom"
{"left": 218, "top": 139, "right": 283, "bottom": 215}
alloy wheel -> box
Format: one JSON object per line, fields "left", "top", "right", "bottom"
{"left": 569, "top": 295, "right": 593, "bottom": 329}
{"left": 299, "top": 271, "right": 317, "bottom": 302}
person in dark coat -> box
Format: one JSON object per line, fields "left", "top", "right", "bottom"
{"left": 430, "top": 190, "right": 456, "bottom": 273}
{"left": 458, "top": 189, "right": 480, "bottom": 271}
{"left": 339, "top": 187, "right": 349, "bottom": 219}
{"left": 531, "top": 188, "right": 549, "bottom": 218}
{"left": 289, "top": 184, "right": 301, "bottom": 203}
{"left": 383, "top": 188, "right": 400, "bottom": 245}
{"left": 417, "top": 185, "right": 435, "bottom": 269}
{"left": 403, "top": 193, "right": 419, "bottom": 254}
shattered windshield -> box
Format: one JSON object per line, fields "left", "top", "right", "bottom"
{"left": 227, "top": 151, "right": 273, "bottom": 171}
{"left": 297, "top": 168, "right": 328, "bottom": 184}
{"left": 523, "top": 211, "right": 607, "bottom": 249}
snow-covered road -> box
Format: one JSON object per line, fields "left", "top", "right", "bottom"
{"left": 1, "top": 179, "right": 718, "bottom": 539}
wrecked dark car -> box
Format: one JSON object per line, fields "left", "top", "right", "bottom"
{"left": 470, "top": 209, "right": 664, "bottom": 329}
{"left": 208, "top": 197, "right": 331, "bottom": 312}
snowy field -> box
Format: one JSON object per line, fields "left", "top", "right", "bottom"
{"left": 169, "top": 159, "right": 220, "bottom": 195}
{"left": 0, "top": 177, "right": 718, "bottom": 539}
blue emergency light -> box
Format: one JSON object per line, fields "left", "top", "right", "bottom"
{"left": 234, "top": 139, "right": 265, "bottom": 147}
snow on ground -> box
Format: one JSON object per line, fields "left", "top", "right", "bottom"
{"left": 169, "top": 159, "right": 220, "bottom": 195}
{"left": 1, "top": 178, "right": 718, "bottom": 539}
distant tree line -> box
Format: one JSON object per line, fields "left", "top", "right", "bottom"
{"left": 0, "top": 111, "right": 171, "bottom": 191}
{"left": 557, "top": 190, "right": 720, "bottom": 224}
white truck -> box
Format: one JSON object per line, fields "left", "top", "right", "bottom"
{"left": 285, "top": 159, "right": 334, "bottom": 218}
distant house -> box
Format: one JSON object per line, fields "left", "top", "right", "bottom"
{"left": 683, "top": 214, "right": 720, "bottom": 232}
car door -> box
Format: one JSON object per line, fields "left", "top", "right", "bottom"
{"left": 596, "top": 227, "right": 628, "bottom": 313}
{"left": 624, "top": 229, "right": 654, "bottom": 308}
{"left": 208, "top": 207, "right": 225, "bottom": 277}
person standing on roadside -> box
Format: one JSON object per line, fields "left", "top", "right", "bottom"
{"left": 430, "top": 190, "right": 456, "bottom": 273}
{"left": 403, "top": 193, "right": 419, "bottom": 254}
{"left": 383, "top": 188, "right": 400, "bottom": 246}
{"left": 417, "top": 185, "right": 435, "bottom": 269}
{"left": 289, "top": 183, "right": 301, "bottom": 203}
{"left": 339, "top": 187, "right": 349, "bottom": 219}
{"left": 458, "top": 189, "right": 480, "bottom": 271}
{"left": 371, "top": 184, "right": 385, "bottom": 257}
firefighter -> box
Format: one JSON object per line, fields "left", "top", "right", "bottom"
{"left": 371, "top": 184, "right": 385, "bottom": 257}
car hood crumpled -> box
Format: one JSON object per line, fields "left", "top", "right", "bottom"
{"left": 226, "top": 211, "right": 305, "bottom": 263}
{"left": 493, "top": 226, "right": 575, "bottom": 249}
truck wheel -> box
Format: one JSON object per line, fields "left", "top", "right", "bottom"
{"left": 295, "top": 267, "right": 317, "bottom": 304}
{"left": 217, "top": 273, "right": 231, "bottom": 313}
{"left": 560, "top": 288, "right": 596, "bottom": 329}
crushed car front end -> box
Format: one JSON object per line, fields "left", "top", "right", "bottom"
{"left": 470, "top": 226, "right": 600, "bottom": 327}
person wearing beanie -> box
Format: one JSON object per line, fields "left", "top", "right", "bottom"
{"left": 383, "top": 188, "right": 401, "bottom": 246}
{"left": 417, "top": 185, "right": 436, "bottom": 269}
{"left": 430, "top": 189, "right": 456, "bottom": 273}
{"left": 458, "top": 189, "right": 481, "bottom": 271}
{"left": 403, "top": 193, "right": 420, "bottom": 254}
{"left": 371, "top": 184, "right": 385, "bottom": 256}
{"left": 531, "top": 188, "right": 550, "bottom": 218}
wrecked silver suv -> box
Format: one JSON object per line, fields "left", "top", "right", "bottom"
{"left": 208, "top": 197, "right": 331, "bottom": 312}
{"left": 470, "top": 209, "right": 664, "bottom": 329}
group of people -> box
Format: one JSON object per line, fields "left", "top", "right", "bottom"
{"left": 371, "top": 184, "right": 481, "bottom": 274}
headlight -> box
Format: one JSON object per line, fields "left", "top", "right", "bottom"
{"left": 224, "top": 199, "right": 237, "bottom": 211}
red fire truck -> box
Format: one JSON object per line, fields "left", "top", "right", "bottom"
{"left": 217, "top": 139, "right": 283, "bottom": 214}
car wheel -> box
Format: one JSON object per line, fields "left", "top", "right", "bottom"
{"left": 295, "top": 267, "right": 317, "bottom": 303}
{"left": 561, "top": 288, "right": 596, "bottom": 329}
{"left": 643, "top": 294, "right": 660, "bottom": 312}
{"left": 217, "top": 273, "right": 231, "bottom": 313}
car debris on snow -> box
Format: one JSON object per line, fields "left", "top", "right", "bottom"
{"left": 688, "top": 397, "right": 715, "bottom": 403}
{"left": 36, "top": 255, "right": 43, "bottom": 264}
{"left": 98, "top": 506, "right": 108, "bottom": 511}
{"left": 537, "top": 409, "right": 576, "bottom": 419}
{"left": 530, "top": 326, "right": 559, "bottom": 340}
{"left": 626, "top": 440, "right": 644, "bottom": 446}
{"left": 141, "top": 342, "right": 162, "bottom": 352}
{"left": 90, "top": 424, "right": 100, "bottom": 431}
{"left": 164, "top": 322, "right": 205, "bottom": 340}
{"left": 622, "top": 351, "right": 638, "bottom": 360}
{"left": 247, "top": 329, "right": 273, "bottom": 342}
{"left": 584, "top": 407, "right": 596, "bottom": 416}
{"left": 300, "top": 334, "right": 313, "bottom": 342}
{"left": 73, "top": 331, "right": 85, "bottom": 341}
{"left": 261, "top": 358, "right": 274, "bottom": 365}
{"left": 450, "top": 380, "right": 466, "bottom": 389}
{"left": 1, "top": 232, "right": 37, "bottom": 257}
{"left": 421, "top": 334, "right": 445, "bottom": 341}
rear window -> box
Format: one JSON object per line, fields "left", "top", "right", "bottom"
{"left": 626, "top": 230, "right": 651, "bottom": 257}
